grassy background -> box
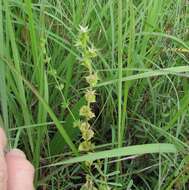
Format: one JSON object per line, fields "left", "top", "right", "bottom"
{"left": 0, "top": 0, "right": 189, "bottom": 189}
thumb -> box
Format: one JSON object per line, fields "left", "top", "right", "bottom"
{"left": 6, "top": 149, "right": 35, "bottom": 190}
{"left": 0, "top": 128, "right": 7, "bottom": 190}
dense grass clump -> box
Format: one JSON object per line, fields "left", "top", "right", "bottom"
{"left": 0, "top": 0, "right": 189, "bottom": 189}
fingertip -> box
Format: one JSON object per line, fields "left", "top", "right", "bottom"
{"left": 7, "top": 149, "right": 26, "bottom": 159}
{"left": 0, "top": 128, "right": 7, "bottom": 190}
{"left": 6, "top": 148, "right": 34, "bottom": 173}
{"left": 0, "top": 128, "right": 6, "bottom": 148}
{"left": 6, "top": 149, "right": 35, "bottom": 190}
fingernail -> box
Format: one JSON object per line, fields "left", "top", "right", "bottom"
{"left": 8, "top": 149, "right": 26, "bottom": 159}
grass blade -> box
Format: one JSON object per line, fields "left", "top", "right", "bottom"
{"left": 49, "top": 143, "right": 177, "bottom": 166}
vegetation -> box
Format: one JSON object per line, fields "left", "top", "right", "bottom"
{"left": 0, "top": 0, "right": 189, "bottom": 189}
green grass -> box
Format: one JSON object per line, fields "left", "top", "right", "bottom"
{"left": 0, "top": 0, "right": 189, "bottom": 189}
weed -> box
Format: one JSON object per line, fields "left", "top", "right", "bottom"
{"left": 0, "top": 1, "right": 188, "bottom": 189}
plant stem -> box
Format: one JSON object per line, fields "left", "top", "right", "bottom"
{"left": 117, "top": 0, "right": 123, "bottom": 179}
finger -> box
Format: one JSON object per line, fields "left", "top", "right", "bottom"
{"left": 0, "top": 128, "right": 6, "bottom": 149}
{"left": 6, "top": 149, "right": 35, "bottom": 190}
{"left": 0, "top": 128, "right": 7, "bottom": 190}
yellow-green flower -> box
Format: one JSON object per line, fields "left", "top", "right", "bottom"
{"left": 78, "top": 141, "right": 95, "bottom": 152}
{"left": 76, "top": 25, "right": 89, "bottom": 48}
{"left": 80, "top": 175, "right": 98, "bottom": 190}
{"left": 79, "top": 122, "right": 90, "bottom": 132}
{"left": 80, "top": 184, "right": 97, "bottom": 190}
{"left": 87, "top": 46, "right": 97, "bottom": 58}
{"left": 75, "top": 40, "right": 83, "bottom": 47}
{"left": 79, "top": 25, "right": 89, "bottom": 33}
{"left": 73, "top": 121, "right": 91, "bottom": 132}
{"left": 99, "top": 184, "right": 111, "bottom": 190}
{"left": 81, "top": 57, "right": 92, "bottom": 69}
{"left": 86, "top": 73, "right": 98, "bottom": 87}
{"left": 49, "top": 69, "right": 57, "bottom": 76}
{"left": 56, "top": 84, "right": 64, "bottom": 91}
{"left": 73, "top": 120, "right": 81, "bottom": 128}
{"left": 82, "top": 129, "right": 94, "bottom": 141}
{"left": 79, "top": 105, "right": 95, "bottom": 119}
{"left": 85, "top": 160, "right": 93, "bottom": 168}
{"left": 85, "top": 90, "right": 96, "bottom": 103}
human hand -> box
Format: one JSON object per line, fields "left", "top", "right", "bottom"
{"left": 0, "top": 128, "right": 34, "bottom": 190}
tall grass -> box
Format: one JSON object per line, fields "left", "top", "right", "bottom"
{"left": 0, "top": 0, "right": 189, "bottom": 189}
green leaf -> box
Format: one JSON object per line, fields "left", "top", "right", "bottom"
{"left": 49, "top": 143, "right": 177, "bottom": 166}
